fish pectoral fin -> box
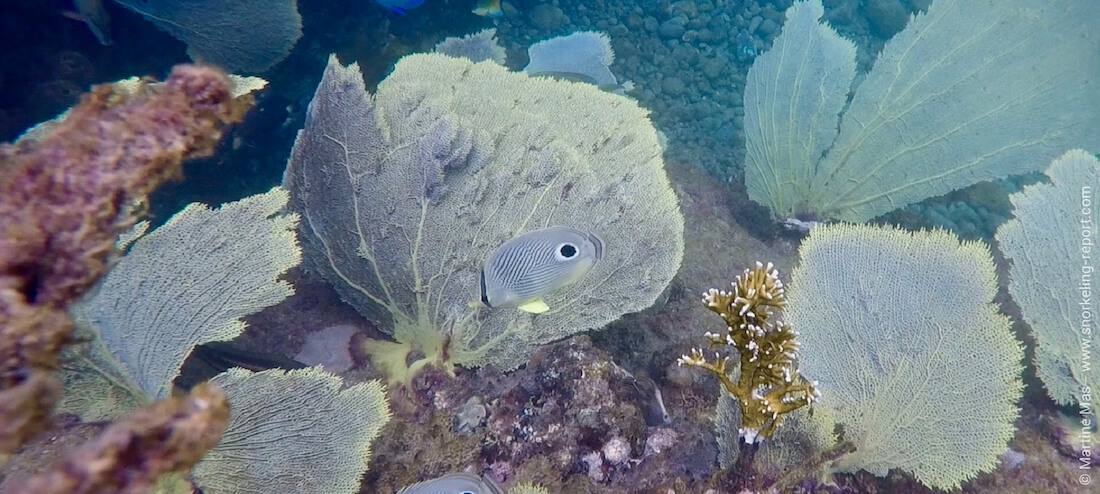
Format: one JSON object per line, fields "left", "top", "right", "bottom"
{"left": 517, "top": 299, "right": 550, "bottom": 314}
{"left": 61, "top": 11, "right": 86, "bottom": 22}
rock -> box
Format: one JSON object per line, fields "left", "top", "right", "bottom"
{"left": 601, "top": 436, "right": 632, "bottom": 465}
{"left": 452, "top": 395, "right": 487, "bottom": 433}
{"left": 294, "top": 324, "right": 357, "bottom": 373}
{"left": 484, "top": 336, "right": 647, "bottom": 473}
{"left": 659, "top": 17, "right": 686, "bottom": 39}
{"left": 701, "top": 58, "right": 723, "bottom": 79}
{"left": 661, "top": 76, "right": 686, "bottom": 96}
{"left": 758, "top": 18, "right": 779, "bottom": 37}
{"left": 672, "top": 0, "right": 698, "bottom": 17}
{"left": 528, "top": 4, "right": 566, "bottom": 31}
{"left": 748, "top": 15, "right": 762, "bottom": 33}
{"left": 865, "top": 0, "right": 911, "bottom": 38}
{"left": 671, "top": 44, "right": 699, "bottom": 65}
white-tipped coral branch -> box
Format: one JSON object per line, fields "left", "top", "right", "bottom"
{"left": 678, "top": 262, "right": 818, "bottom": 443}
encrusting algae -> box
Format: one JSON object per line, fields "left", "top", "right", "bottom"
{"left": 678, "top": 262, "right": 819, "bottom": 444}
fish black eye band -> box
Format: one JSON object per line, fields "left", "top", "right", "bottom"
{"left": 479, "top": 269, "right": 492, "bottom": 307}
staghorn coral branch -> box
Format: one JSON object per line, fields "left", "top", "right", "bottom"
{"left": 0, "top": 64, "right": 245, "bottom": 459}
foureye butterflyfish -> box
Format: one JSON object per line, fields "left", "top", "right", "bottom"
{"left": 395, "top": 472, "right": 503, "bottom": 494}
{"left": 479, "top": 226, "right": 603, "bottom": 314}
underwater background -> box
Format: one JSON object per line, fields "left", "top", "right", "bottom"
{"left": 0, "top": 1, "right": 1096, "bottom": 493}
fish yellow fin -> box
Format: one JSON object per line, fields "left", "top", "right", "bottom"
{"left": 517, "top": 299, "right": 550, "bottom": 314}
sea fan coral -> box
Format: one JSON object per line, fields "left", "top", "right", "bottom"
{"left": 284, "top": 54, "right": 683, "bottom": 383}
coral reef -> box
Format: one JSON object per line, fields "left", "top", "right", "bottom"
{"left": 0, "top": 414, "right": 106, "bottom": 491}
{"left": 60, "top": 185, "right": 391, "bottom": 494}
{"left": 482, "top": 336, "right": 648, "bottom": 485}
{"left": 786, "top": 224, "right": 1023, "bottom": 490}
{"left": 886, "top": 175, "right": 1037, "bottom": 241}
{"left": 744, "top": 0, "right": 1099, "bottom": 222}
{"left": 112, "top": 0, "right": 302, "bottom": 73}
{"left": 77, "top": 187, "right": 301, "bottom": 400}
{"left": 285, "top": 53, "right": 682, "bottom": 383}
{"left": 7, "top": 383, "right": 228, "bottom": 494}
{"left": 997, "top": 149, "right": 1100, "bottom": 406}
{"left": 193, "top": 368, "right": 391, "bottom": 494}
{"left": 485, "top": 337, "right": 718, "bottom": 492}
{"left": 434, "top": 28, "right": 507, "bottom": 64}
{"left": 363, "top": 335, "right": 717, "bottom": 494}
{"left": 679, "top": 262, "right": 819, "bottom": 444}
{"left": 0, "top": 63, "right": 243, "bottom": 458}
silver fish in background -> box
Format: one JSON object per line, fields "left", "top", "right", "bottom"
{"left": 395, "top": 472, "right": 503, "bottom": 494}
{"left": 62, "top": 0, "right": 112, "bottom": 46}
{"left": 480, "top": 226, "right": 603, "bottom": 314}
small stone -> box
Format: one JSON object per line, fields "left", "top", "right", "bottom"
{"left": 643, "top": 427, "right": 679, "bottom": 456}
{"left": 453, "top": 395, "right": 487, "bottom": 433}
{"left": 661, "top": 77, "right": 686, "bottom": 97}
{"left": 865, "top": 0, "right": 911, "bottom": 38}
{"left": 701, "top": 58, "right": 724, "bottom": 79}
{"left": 748, "top": 15, "right": 763, "bottom": 34}
{"left": 671, "top": 44, "right": 699, "bottom": 65}
{"left": 582, "top": 451, "right": 607, "bottom": 482}
{"left": 528, "top": 4, "right": 566, "bottom": 31}
{"left": 659, "top": 17, "right": 686, "bottom": 39}
{"left": 758, "top": 18, "right": 779, "bottom": 37}
{"left": 601, "top": 436, "right": 632, "bottom": 465}
{"left": 294, "top": 324, "right": 357, "bottom": 373}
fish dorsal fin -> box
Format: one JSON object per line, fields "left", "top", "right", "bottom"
{"left": 517, "top": 299, "right": 549, "bottom": 314}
